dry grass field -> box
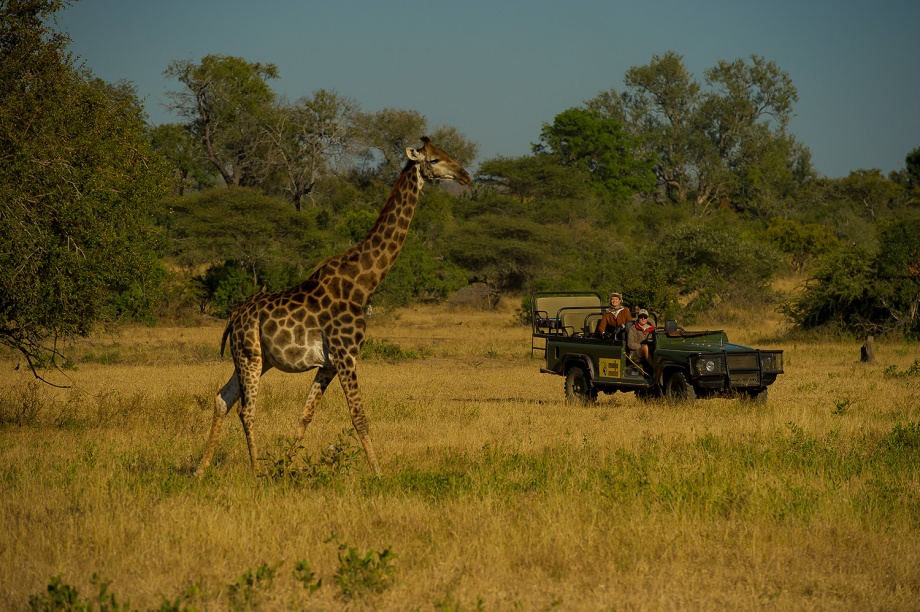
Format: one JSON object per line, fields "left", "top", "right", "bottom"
{"left": 1, "top": 300, "right": 918, "bottom": 610}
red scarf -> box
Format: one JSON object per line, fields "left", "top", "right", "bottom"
{"left": 635, "top": 321, "right": 654, "bottom": 333}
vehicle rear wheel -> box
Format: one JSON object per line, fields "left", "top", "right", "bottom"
{"left": 565, "top": 366, "right": 596, "bottom": 404}
{"left": 664, "top": 371, "right": 696, "bottom": 402}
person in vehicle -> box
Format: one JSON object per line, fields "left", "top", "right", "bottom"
{"left": 627, "top": 309, "right": 655, "bottom": 367}
{"left": 596, "top": 292, "right": 631, "bottom": 336}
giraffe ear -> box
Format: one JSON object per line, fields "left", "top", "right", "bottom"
{"left": 405, "top": 147, "right": 422, "bottom": 161}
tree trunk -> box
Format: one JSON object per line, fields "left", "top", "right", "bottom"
{"left": 860, "top": 335, "right": 876, "bottom": 364}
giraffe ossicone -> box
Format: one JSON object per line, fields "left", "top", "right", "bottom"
{"left": 195, "top": 137, "right": 472, "bottom": 477}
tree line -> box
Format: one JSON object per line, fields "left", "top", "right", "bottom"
{"left": 2, "top": 0, "right": 919, "bottom": 373}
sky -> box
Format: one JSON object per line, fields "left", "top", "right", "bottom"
{"left": 55, "top": 0, "right": 920, "bottom": 179}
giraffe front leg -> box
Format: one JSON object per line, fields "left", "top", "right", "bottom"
{"left": 196, "top": 372, "right": 241, "bottom": 476}
{"left": 287, "top": 367, "right": 337, "bottom": 460}
{"left": 332, "top": 350, "right": 381, "bottom": 476}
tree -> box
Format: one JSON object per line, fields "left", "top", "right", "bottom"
{"left": 764, "top": 217, "right": 839, "bottom": 272}
{"left": 782, "top": 213, "right": 920, "bottom": 337}
{"left": 588, "top": 51, "right": 700, "bottom": 203}
{"left": 355, "top": 108, "right": 477, "bottom": 182}
{"left": 587, "top": 52, "right": 810, "bottom": 215}
{"left": 476, "top": 154, "right": 591, "bottom": 202}
{"left": 1, "top": 0, "right": 172, "bottom": 377}
{"left": 263, "top": 89, "right": 360, "bottom": 210}
{"left": 905, "top": 146, "right": 920, "bottom": 190}
{"left": 536, "top": 107, "right": 656, "bottom": 199}
{"left": 164, "top": 55, "right": 279, "bottom": 187}
{"left": 148, "top": 122, "right": 211, "bottom": 195}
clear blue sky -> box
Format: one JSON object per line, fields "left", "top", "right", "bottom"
{"left": 56, "top": 0, "right": 919, "bottom": 179}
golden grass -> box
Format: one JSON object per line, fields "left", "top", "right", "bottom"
{"left": 1, "top": 301, "right": 918, "bottom": 610}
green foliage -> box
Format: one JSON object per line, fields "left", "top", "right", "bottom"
{"left": 651, "top": 216, "right": 780, "bottom": 315}
{"left": 375, "top": 237, "right": 468, "bottom": 307}
{"left": 28, "top": 573, "right": 131, "bottom": 612}
{"left": 883, "top": 359, "right": 920, "bottom": 379}
{"left": 360, "top": 338, "right": 419, "bottom": 363}
{"left": 327, "top": 534, "right": 397, "bottom": 600}
{"left": 227, "top": 562, "right": 281, "bottom": 610}
{"left": 292, "top": 560, "right": 322, "bottom": 593}
{"left": 764, "top": 217, "right": 840, "bottom": 271}
{"left": 148, "top": 122, "right": 211, "bottom": 194}
{"left": 1, "top": 0, "right": 172, "bottom": 372}
{"left": 475, "top": 154, "right": 591, "bottom": 202}
{"left": 537, "top": 107, "right": 657, "bottom": 199}
{"left": 905, "top": 146, "right": 920, "bottom": 190}
{"left": 445, "top": 213, "right": 559, "bottom": 291}
{"left": 784, "top": 213, "right": 920, "bottom": 336}
{"left": 165, "top": 55, "right": 279, "bottom": 187}
{"left": 586, "top": 51, "right": 807, "bottom": 215}
{"left": 260, "top": 430, "right": 364, "bottom": 485}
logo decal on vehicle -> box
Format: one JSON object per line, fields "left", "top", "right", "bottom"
{"left": 599, "top": 358, "right": 621, "bottom": 379}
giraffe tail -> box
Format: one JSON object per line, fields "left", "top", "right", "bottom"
{"left": 220, "top": 321, "right": 232, "bottom": 357}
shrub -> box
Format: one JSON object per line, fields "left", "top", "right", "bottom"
{"left": 327, "top": 534, "right": 397, "bottom": 600}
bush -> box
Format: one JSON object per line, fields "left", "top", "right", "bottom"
{"left": 651, "top": 216, "right": 780, "bottom": 317}
{"left": 783, "top": 212, "right": 920, "bottom": 337}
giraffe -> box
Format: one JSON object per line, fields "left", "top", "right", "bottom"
{"left": 195, "top": 137, "right": 471, "bottom": 477}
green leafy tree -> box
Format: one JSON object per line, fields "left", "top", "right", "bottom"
{"left": 587, "top": 52, "right": 809, "bottom": 215}
{"left": 874, "top": 213, "right": 920, "bottom": 335}
{"left": 1, "top": 0, "right": 171, "bottom": 376}
{"left": 475, "top": 154, "right": 591, "bottom": 202}
{"left": 148, "top": 122, "right": 211, "bottom": 194}
{"left": 782, "top": 213, "right": 920, "bottom": 337}
{"left": 652, "top": 217, "right": 780, "bottom": 315}
{"left": 764, "top": 217, "right": 840, "bottom": 271}
{"left": 355, "top": 108, "right": 477, "bottom": 182}
{"left": 781, "top": 246, "right": 877, "bottom": 334}
{"left": 832, "top": 169, "right": 905, "bottom": 221}
{"left": 164, "top": 54, "right": 279, "bottom": 187}
{"left": 264, "top": 89, "right": 361, "bottom": 209}
{"left": 905, "top": 146, "right": 920, "bottom": 190}
{"left": 536, "top": 107, "right": 656, "bottom": 199}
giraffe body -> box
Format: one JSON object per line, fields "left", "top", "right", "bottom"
{"left": 196, "top": 138, "right": 471, "bottom": 476}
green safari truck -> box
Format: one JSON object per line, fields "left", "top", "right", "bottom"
{"left": 531, "top": 292, "right": 784, "bottom": 403}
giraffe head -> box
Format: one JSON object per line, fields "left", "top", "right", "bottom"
{"left": 405, "top": 137, "right": 472, "bottom": 185}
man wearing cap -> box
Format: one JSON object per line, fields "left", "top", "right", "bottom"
{"left": 597, "top": 292, "right": 631, "bottom": 336}
{"left": 627, "top": 309, "right": 655, "bottom": 367}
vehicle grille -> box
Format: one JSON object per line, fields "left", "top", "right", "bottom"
{"left": 727, "top": 354, "right": 759, "bottom": 370}
{"left": 730, "top": 372, "right": 761, "bottom": 387}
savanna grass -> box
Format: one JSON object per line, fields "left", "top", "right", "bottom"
{"left": 1, "top": 301, "right": 918, "bottom": 609}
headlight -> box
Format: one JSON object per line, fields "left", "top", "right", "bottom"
{"left": 694, "top": 356, "right": 724, "bottom": 375}
{"left": 761, "top": 352, "right": 783, "bottom": 373}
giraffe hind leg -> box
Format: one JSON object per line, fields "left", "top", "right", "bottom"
{"left": 195, "top": 372, "right": 241, "bottom": 476}
{"left": 236, "top": 367, "right": 263, "bottom": 474}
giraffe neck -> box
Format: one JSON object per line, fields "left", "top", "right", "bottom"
{"left": 352, "top": 162, "right": 423, "bottom": 293}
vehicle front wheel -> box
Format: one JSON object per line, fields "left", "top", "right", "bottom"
{"left": 743, "top": 388, "right": 768, "bottom": 404}
{"left": 565, "top": 366, "right": 596, "bottom": 404}
{"left": 665, "top": 371, "right": 696, "bottom": 402}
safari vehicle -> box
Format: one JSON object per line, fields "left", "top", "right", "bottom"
{"left": 531, "top": 292, "right": 784, "bottom": 403}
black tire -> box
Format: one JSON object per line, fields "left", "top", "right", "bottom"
{"left": 565, "top": 366, "right": 596, "bottom": 404}
{"left": 664, "top": 371, "right": 696, "bottom": 402}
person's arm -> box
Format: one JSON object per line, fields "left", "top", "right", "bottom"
{"left": 597, "top": 313, "right": 609, "bottom": 334}
{"left": 627, "top": 327, "right": 640, "bottom": 351}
